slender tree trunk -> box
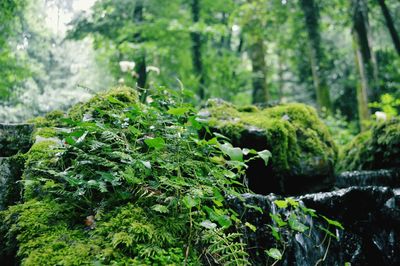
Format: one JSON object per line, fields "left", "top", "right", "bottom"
{"left": 191, "top": 0, "right": 205, "bottom": 100}
{"left": 351, "top": 0, "right": 379, "bottom": 101}
{"left": 353, "top": 34, "right": 371, "bottom": 131}
{"left": 249, "top": 39, "right": 269, "bottom": 105}
{"left": 299, "top": 0, "right": 332, "bottom": 113}
{"left": 133, "top": 0, "right": 147, "bottom": 89}
{"left": 277, "top": 49, "right": 284, "bottom": 103}
{"left": 377, "top": 0, "right": 400, "bottom": 55}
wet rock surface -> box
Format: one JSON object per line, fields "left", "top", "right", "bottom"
{"left": 336, "top": 168, "right": 400, "bottom": 188}
{"left": 231, "top": 186, "right": 400, "bottom": 265}
{"left": 0, "top": 124, "right": 34, "bottom": 157}
{"left": 0, "top": 156, "right": 25, "bottom": 210}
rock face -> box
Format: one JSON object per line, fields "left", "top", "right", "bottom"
{"left": 231, "top": 186, "right": 400, "bottom": 265}
{"left": 336, "top": 168, "right": 400, "bottom": 188}
{"left": 200, "top": 99, "right": 337, "bottom": 195}
{"left": 0, "top": 124, "right": 34, "bottom": 210}
{"left": 0, "top": 124, "right": 34, "bottom": 157}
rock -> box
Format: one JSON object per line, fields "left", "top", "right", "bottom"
{"left": 0, "top": 124, "right": 35, "bottom": 157}
{"left": 338, "top": 117, "right": 400, "bottom": 171}
{"left": 229, "top": 187, "right": 400, "bottom": 265}
{"left": 0, "top": 156, "right": 25, "bottom": 210}
{"left": 200, "top": 99, "right": 337, "bottom": 195}
{"left": 336, "top": 168, "right": 400, "bottom": 188}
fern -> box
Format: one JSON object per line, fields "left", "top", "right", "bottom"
{"left": 203, "top": 228, "right": 250, "bottom": 266}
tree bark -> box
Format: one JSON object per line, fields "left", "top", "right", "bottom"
{"left": 133, "top": 0, "right": 147, "bottom": 90}
{"left": 351, "top": 0, "right": 379, "bottom": 101}
{"left": 249, "top": 39, "right": 269, "bottom": 105}
{"left": 191, "top": 0, "right": 205, "bottom": 100}
{"left": 353, "top": 34, "right": 371, "bottom": 131}
{"left": 299, "top": 0, "right": 332, "bottom": 113}
{"left": 377, "top": 0, "right": 400, "bottom": 55}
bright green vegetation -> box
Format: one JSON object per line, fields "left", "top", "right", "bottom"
{"left": 204, "top": 99, "right": 337, "bottom": 177}
{"left": 1, "top": 87, "right": 257, "bottom": 265}
{"left": 0, "top": 87, "right": 343, "bottom": 265}
{"left": 338, "top": 117, "right": 400, "bottom": 171}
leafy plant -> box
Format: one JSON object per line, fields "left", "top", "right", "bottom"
{"left": 266, "top": 198, "right": 344, "bottom": 265}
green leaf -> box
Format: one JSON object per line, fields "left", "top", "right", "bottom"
{"left": 144, "top": 137, "right": 166, "bottom": 149}
{"left": 223, "top": 170, "right": 236, "bottom": 179}
{"left": 321, "top": 215, "right": 344, "bottom": 230}
{"left": 288, "top": 214, "right": 309, "bottom": 232}
{"left": 167, "top": 107, "right": 190, "bottom": 116}
{"left": 286, "top": 198, "right": 299, "bottom": 207}
{"left": 219, "top": 143, "right": 243, "bottom": 162}
{"left": 152, "top": 204, "right": 169, "bottom": 213}
{"left": 258, "top": 150, "right": 272, "bottom": 165}
{"left": 267, "top": 225, "right": 281, "bottom": 241}
{"left": 274, "top": 200, "right": 288, "bottom": 209}
{"left": 318, "top": 225, "right": 338, "bottom": 240}
{"left": 183, "top": 195, "right": 200, "bottom": 208}
{"left": 245, "top": 222, "right": 257, "bottom": 232}
{"left": 270, "top": 213, "right": 287, "bottom": 227}
{"left": 266, "top": 248, "right": 282, "bottom": 260}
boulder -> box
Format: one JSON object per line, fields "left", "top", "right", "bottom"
{"left": 338, "top": 117, "right": 400, "bottom": 171}
{"left": 0, "top": 124, "right": 35, "bottom": 157}
{"left": 200, "top": 99, "right": 337, "bottom": 195}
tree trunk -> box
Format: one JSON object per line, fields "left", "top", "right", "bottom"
{"left": 299, "top": 0, "right": 332, "bottom": 113}
{"left": 133, "top": 0, "right": 147, "bottom": 90}
{"left": 353, "top": 34, "right": 371, "bottom": 131}
{"left": 377, "top": 0, "right": 400, "bottom": 55}
{"left": 351, "top": 0, "right": 379, "bottom": 101}
{"left": 191, "top": 0, "right": 205, "bottom": 100}
{"left": 249, "top": 39, "right": 269, "bottom": 105}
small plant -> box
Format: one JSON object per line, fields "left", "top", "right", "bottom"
{"left": 266, "top": 198, "right": 344, "bottom": 265}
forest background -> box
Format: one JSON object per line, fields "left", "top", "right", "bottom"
{"left": 1, "top": 0, "right": 400, "bottom": 144}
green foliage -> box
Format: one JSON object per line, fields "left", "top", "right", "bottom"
{"left": 322, "top": 112, "right": 358, "bottom": 146}
{"left": 1, "top": 87, "right": 276, "bottom": 265}
{"left": 369, "top": 93, "right": 400, "bottom": 118}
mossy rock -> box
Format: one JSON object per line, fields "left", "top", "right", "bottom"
{"left": 200, "top": 99, "right": 338, "bottom": 195}
{"left": 338, "top": 118, "right": 400, "bottom": 171}
{"left": 0, "top": 124, "right": 35, "bottom": 157}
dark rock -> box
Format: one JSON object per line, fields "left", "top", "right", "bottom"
{"left": 336, "top": 168, "right": 400, "bottom": 188}
{"left": 0, "top": 124, "right": 35, "bottom": 157}
{"left": 230, "top": 187, "right": 400, "bottom": 265}
{"left": 0, "top": 155, "right": 25, "bottom": 210}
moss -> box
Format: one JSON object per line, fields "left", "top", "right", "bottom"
{"left": 338, "top": 117, "right": 400, "bottom": 171}
{"left": 33, "top": 127, "right": 57, "bottom": 138}
{"left": 68, "top": 86, "right": 139, "bottom": 121}
{"left": 23, "top": 140, "right": 63, "bottom": 200}
{"left": 27, "top": 110, "right": 65, "bottom": 128}
{"left": 205, "top": 101, "right": 337, "bottom": 176}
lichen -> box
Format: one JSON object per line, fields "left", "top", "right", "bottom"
{"left": 338, "top": 117, "right": 400, "bottom": 171}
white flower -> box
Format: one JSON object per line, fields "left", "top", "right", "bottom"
{"left": 146, "top": 66, "right": 160, "bottom": 75}
{"left": 119, "top": 61, "right": 136, "bottom": 72}
{"left": 375, "top": 111, "right": 387, "bottom": 121}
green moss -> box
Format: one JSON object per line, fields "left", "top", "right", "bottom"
{"left": 68, "top": 86, "right": 139, "bottom": 121}
{"left": 27, "top": 110, "right": 65, "bottom": 128}
{"left": 33, "top": 128, "right": 57, "bottom": 138}
{"left": 206, "top": 101, "right": 337, "bottom": 175}
{"left": 338, "top": 117, "right": 400, "bottom": 171}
